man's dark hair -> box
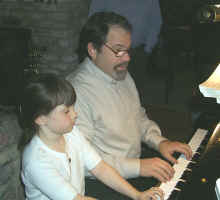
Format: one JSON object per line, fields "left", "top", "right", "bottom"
{"left": 77, "top": 11, "right": 132, "bottom": 62}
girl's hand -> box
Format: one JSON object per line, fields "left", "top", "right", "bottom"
{"left": 138, "top": 187, "right": 164, "bottom": 200}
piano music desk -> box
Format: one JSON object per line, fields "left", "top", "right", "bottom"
{"left": 189, "top": 92, "right": 220, "bottom": 130}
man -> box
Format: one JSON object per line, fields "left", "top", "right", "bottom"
{"left": 67, "top": 12, "right": 192, "bottom": 199}
{"left": 88, "top": 0, "right": 168, "bottom": 105}
{"left": 89, "top": 0, "right": 162, "bottom": 54}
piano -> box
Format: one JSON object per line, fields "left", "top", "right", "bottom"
{"left": 159, "top": 122, "right": 220, "bottom": 200}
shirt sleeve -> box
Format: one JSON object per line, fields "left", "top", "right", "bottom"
{"left": 23, "top": 156, "right": 77, "bottom": 200}
{"left": 75, "top": 128, "right": 102, "bottom": 171}
{"left": 126, "top": 73, "right": 167, "bottom": 151}
{"left": 139, "top": 106, "right": 167, "bottom": 151}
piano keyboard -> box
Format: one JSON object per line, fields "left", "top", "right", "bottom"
{"left": 159, "top": 128, "right": 208, "bottom": 200}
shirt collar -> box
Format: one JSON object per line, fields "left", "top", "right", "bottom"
{"left": 85, "top": 57, "right": 118, "bottom": 85}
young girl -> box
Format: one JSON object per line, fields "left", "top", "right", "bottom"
{"left": 18, "top": 73, "right": 164, "bottom": 200}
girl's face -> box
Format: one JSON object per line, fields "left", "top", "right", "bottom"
{"left": 44, "top": 104, "right": 77, "bottom": 135}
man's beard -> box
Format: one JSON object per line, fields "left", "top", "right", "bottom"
{"left": 113, "top": 62, "right": 129, "bottom": 81}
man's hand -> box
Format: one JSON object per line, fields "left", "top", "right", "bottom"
{"left": 140, "top": 157, "right": 175, "bottom": 182}
{"left": 159, "top": 140, "right": 193, "bottom": 164}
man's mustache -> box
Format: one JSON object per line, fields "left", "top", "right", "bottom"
{"left": 114, "top": 62, "right": 129, "bottom": 69}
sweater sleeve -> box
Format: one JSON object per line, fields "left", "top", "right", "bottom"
{"left": 139, "top": 106, "right": 167, "bottom": 151}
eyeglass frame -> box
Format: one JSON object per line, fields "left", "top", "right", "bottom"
{"left": 104, "top": 43, "right": 131, "bottom": 57}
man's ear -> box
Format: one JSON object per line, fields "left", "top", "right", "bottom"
{"left": 35, "top": 115, "right": 48, "bottom": 126}
{"left": 87, "top": 42, "right": 97, "bottom": 59}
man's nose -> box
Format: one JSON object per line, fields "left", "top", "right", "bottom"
{"left": 122, "top": 52, "right": 130, "bottom": 62}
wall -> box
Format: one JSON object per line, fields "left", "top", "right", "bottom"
{"left": 160, "top": 0, "right": 203, "bottom": 26}
{"left": 0, "top": 109, "right": 23, "bottom": 199}
{"left": 0, "top": 0, "right": 90, "bottom": 199}
{"left": 0, "top": 0, "right": 90, "bottom": 76}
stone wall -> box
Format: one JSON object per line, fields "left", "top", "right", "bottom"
{"left": 0, "top": 109, "right": 24, "bottom": 200}
{"left": 0, "top": 0, "right": 90, "bottom": 199}
{"left": 0, "top": 0, "right": 90, "bottom": 77}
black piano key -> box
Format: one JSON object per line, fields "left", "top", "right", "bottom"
{"left": 196, "top": 146, "right": 204, "bottom": 153}
{"left": 204, "top": 133, "right": 210, "bottom": 141}
{"left": 175, "top": 180, "right": 186, "bottom": 190}
{"left": 200, "top": 134, "right": 210, "bottom": 149}
{"left": 180, "top": 170, "right": 191, "bottom": 181}
{"left": 185, "top": 168, "right": 192, "bottom": 172}
{"left": 187, "top": 161, "right": 197, "bottom": 169}
{"left": 168, "top": 189, "right": 181, "bottom": 200}
{"left": 192, "top": 152, "right": 200, "bottom": 162}
{"left": 201, "top": 137, "right": 209, "bottom": 146}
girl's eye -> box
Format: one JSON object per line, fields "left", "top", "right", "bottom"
{"left": 65, "top": 110, "right": 69, "bottom": 114}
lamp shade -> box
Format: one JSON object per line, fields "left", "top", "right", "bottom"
{"left": 197, "top": 4, "right": 220, "bottom": 23}
{"left": 199, "top": 64, "right": 220, "bottom": 103}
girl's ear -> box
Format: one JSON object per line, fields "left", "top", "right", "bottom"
{"left": 35, "top": 115, "right": 48, "bottom": 126}
{"left": 87, "top": 42, "right": 97, "bottom": 59}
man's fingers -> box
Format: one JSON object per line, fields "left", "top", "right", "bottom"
{"left": 140, "top": 158, "right": 175, "bottom": 182}
{"left": 159, "top": 159, "right": 175, "bottom": 177}
{"left": 165, "top": 153, "right": 178, "bottom": 164}
{"left": 151, "top": 160, "right": 175, "bottom": 182}
{"left": 150, "top": 170, "right": 168, "bottom": 183}
{"left": 173, "top": 144, "right": 193, "bottom": 160}
{"left": 182, "top": 144, "right": 193, "bottom": 160}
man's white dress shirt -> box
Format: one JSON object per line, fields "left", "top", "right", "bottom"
{"left": 67, "top": 58, "right": 167, "bottom": 178}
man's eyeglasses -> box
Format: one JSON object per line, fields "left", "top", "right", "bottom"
{"left": 104, "top": 43, "right": 130, "bottom": 57}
